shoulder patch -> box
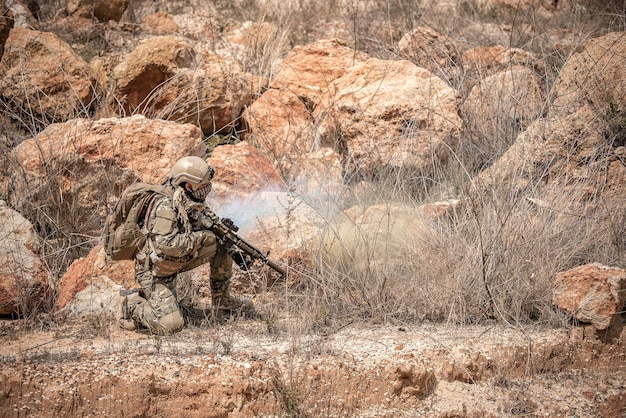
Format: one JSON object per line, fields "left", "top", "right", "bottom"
{"left": 152, "top": 202, "right": 178, "bottom": 235}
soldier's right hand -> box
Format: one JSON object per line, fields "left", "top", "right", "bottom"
{"left": 200, "top": 231, "right": 217, "bottom": 247}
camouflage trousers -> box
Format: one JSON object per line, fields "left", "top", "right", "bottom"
{"left": 127, "top": 263, "right": 184, "bottom": 335}
{"left": 128, "top": 244, "right": 233, "bottom": 334}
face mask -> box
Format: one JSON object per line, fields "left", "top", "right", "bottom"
{"left": 187, "top": 182, "right": 212, "bottom": 202}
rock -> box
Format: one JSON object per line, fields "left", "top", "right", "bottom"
{"left": 549, "top": 31, "right": 626, "bottom": 118}
{"left": 393, "top": 364, "right": 436, "bottom": 398}
{"left": 224, "top": 21, "right": 278, "bottom": 48}
{"left": 113, "top": 35, "right": 196, "bottom": 115}
{"left": 552, "top": 263, "right": 626, "bottom": 330}
{"left": 57, "top": 274, "right": 122, "bottom": 317}
{"left": 418, "top": 199, "right": 461, "bottom": 221}
{"left": 271, "top": 38, "right": 369, "bottom": 108}
{"left": 11, "top": 115, "right": 205, "bottom": 243}
{"left": 54, "top": 245, "right": 134, "bottom": 312}
{"left": 398, "top": 26, "right": 460, "bottom": 85}
{"left": 6, "top": 0, "right": 37, "bottom": 29}
{"left": 93, "top": 0, "right": 128, "bottom": 23}
{"left": 145, "top": 55, "right": 253, "bottom": 135}
{"left": 241, "top": 88, "right": 315, "bottom": 177}
{"left": 0, "top": 27, "right": 101, "bottom": 127}
{"left": 461, "top": 67, "right": 545, "bottom": 144}
{"left": 207, "top": 141, "right": 283, "bottom": 205}
{"left": 314, "top": 58, "right": 461, "bottom": 181}
{"left": 141, "top": 11, "right": 180, "bottom": 34}
{"left": 0, "top": 7, "right": 13, "bottom": 58}
{"left": 461, "top": 45, "right": 544, "bottom": 92}
{"left": 0, "top": 200, "right": 51, "bottom": 315}
{"left": 41, "top": 12, "right": 109, "bottom": 65}
{"left": 473, "top": 104, "right": 625, "bottom": 203}
{"left": 114, "top": 38, "right": 253, "bottom": 135}
{"left": 67, "top": 0, "right": 129, "bottom": 23}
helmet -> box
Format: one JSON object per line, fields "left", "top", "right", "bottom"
{"left": 168, "top": 156, "right": 214, "bottom": 201}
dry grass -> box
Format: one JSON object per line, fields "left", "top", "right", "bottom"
{"left": 1, "top": 0, "right": 624, "bottom": 349}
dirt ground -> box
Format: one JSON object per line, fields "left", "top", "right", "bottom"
{"left": 1, "top": 315, "right": 625, "bottom": 418}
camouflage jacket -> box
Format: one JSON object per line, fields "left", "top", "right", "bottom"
{"left": 140, "top": 194, "right": 215, "bottom": 277}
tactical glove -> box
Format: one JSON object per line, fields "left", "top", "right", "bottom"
{"left": 199, "top": 231, "right": 217, "bottom": 247}
{"left": 232, "top": 251, "right": 254, "bottom": 271}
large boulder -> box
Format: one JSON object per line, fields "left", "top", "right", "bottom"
{"left": 53, "top": 245, "right": 134, "bottom": 313}
{"left": 460, "top": 45, "right": 544, "bottom": 93}
{"left": 113, "top": 35, "right": 196, "bottom": 115}
{"left": 398, "top": 26, "right": 460, "bottom": 86}
{"left": 314, "top": 58, "right": 461, "bottom": 181}
{"left": 207, "top": 141, "right": 284, "bottom": 206}
{"left": 0, "top": 28, "right": 101, "bottom": 128}
{"left": 114, "top": 37, "right": 253, "bottom": 135}
{"left": 549, "top": 31, "right": 626, "bottom": 118}
{"left": 145, "top": 56, "right": 253, "bottom": 135}
{"left": 461, "top": 67, "right": 545, "bottom": 146}
{"left": 552, "top": 263, "right": 626, "bottom": 331}
{"left": 473, "top": 104, "right": 626, "bottom": 204}
{"left": 271, "top": 38, "right": 370, "bottom": 108}
{"left": 0, "top": 200, "right": 52, "bottom": 315}
{"left": 67, "top": 0, "right": 129, "bottom": 23}
{"left": 241, "top": 88, "right": 315, "bottom": 175}
{"left": 11, "top": 115, "right": 205, "bottom": 242}
{"left": 93, "top": 0, "right": 128, "bottom": 22}
{"left": 0, "top": 7, "right": 13, "bottom": 58}
{"left": 240, "top": 86, "right": 345, "bottom": 204}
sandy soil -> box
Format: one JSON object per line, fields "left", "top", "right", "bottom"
{"left": 1, "top": 316, "right": 625, "bottom": 417}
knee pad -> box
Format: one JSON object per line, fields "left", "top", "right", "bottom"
{"left": 159, "top": 310, "right": 184, "bottom": 333}
{"left": 151, "top": 283, "right": 184, "bottom": 333}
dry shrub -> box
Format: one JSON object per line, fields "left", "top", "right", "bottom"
{"left": 0, "top": 0, "right": 624, "bottom": 330}
{"left": 290, "top": 141, "right": 625, "bottom": 328}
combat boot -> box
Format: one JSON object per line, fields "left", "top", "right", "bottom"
{"left": 117, "top": 289, "right": 141, "bottom": 331}
{"left": 211, "top": 279, "right": 256, "bottom": 319}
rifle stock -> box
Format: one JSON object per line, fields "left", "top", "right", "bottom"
{"left": 190, "top": 207, "right": 286, "bottom": 277}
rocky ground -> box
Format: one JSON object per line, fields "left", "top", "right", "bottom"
{"left": 1, "top": 1, "right": 625, "bottom": 417}
{"left": 1, "top": 316, "right": 625, "bottom": 417}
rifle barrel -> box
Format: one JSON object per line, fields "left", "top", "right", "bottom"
{"left": 218, "top": 223, "right": 287, "bottom": 277}
{"left": 264, "top": 258, "right": 287, "bottom": 277}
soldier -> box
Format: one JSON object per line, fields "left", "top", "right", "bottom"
{"left": 117, "top": 156, "right": 253, "bottom": 334}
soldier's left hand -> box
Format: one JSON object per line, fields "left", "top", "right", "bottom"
{"left": 232, "top": 252, "right": 254, "bottom": 271}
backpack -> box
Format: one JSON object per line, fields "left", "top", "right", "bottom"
{"left": 103, "top": 183, "right": 173, "bottom": 261}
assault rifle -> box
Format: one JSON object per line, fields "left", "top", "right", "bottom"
{"left": 189, "top": 207, "right": 286, "bottom": 277}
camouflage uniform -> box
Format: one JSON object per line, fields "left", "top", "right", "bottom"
{"left": 125, "top": 191, "right": 233, "bottom": 334}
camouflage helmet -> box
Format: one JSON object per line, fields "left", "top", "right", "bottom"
{"left": 168, "top": 156, "right": 214, "bottom": 201}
